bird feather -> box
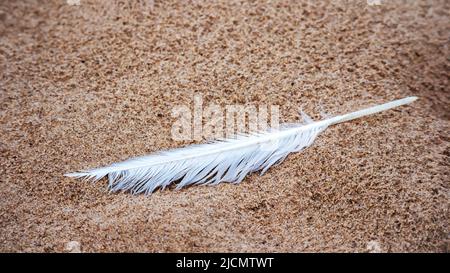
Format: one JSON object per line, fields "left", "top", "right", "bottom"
{"left": 66, "top": 96, "right": 417, "bottom": 194}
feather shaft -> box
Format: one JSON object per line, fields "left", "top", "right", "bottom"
{"left": 328, "top": 96, "right": 417, "bottom": 125}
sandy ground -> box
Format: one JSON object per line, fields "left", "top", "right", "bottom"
{"left": 0, "top": 0, "right": 449, "bottom": 252}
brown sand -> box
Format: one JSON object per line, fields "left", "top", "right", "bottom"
{"left": 0, "top": 0, "right": 449, "bottom": 252}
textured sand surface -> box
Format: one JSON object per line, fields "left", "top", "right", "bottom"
{"left": 0, "top": 0, "right": 449, "bottom": 252}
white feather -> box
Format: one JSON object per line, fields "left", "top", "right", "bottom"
{"left": 66, "top": 97, "right": 417, "bottom": 194}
